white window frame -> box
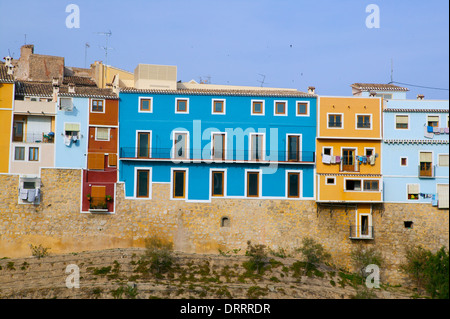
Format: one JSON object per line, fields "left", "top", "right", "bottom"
{"left": 285, "top": 134, "right": 302, "bottom": 162}
{"left": 285, "top": 170, "right": 303, "bottom": 199}
{"left": 209, "top": 168, "right": 227, "bottom": 198}
{"left": 356, "top": 212, "right": 373, "bottom": 239}
{"left": 210, "top": 132, "right": 227, "bottom": 161}
{"left": 322, "top": 146, "right": 333, "bottom": 156}
{"left": 343, "top": 178, "right": 363, "bottom": 192}
{"left": 406, "top": 183, "right": 420, "bottom": 201}
{"left": 251, "top": 100, "right": 265, "bottom": 116}
{"left": 327, "top": 113, "right": 344, "bottom": 129}
{"left": 134, "top": 167, "right": 152, "bottom": 199}
{"left": 394, "top": 114, "right": 410, "bottom": 130}
{"left": 13, "top": 146, "right": 26, "bottom": 161}
{"left": 138, "top": 96, "right": 153, "bottom": 113}
{"left": 245, "top": 169, "right": 262, "bottom": 198}
{"left": 135, "top": 130, "right": 152, "bottom": 158}
{"left": 175, "top": 98, "right": 190, "bottom": 114}
{"left": 427, "top": 114, "right": 440, "bottom": 127}
{"left": 211, "top": 99, "right": 226, "bottom": 115}
{"left": 355, "top": 113, "right": 373, "bottom": 130}
{"left": 364, "top": 147, "right": 375, "bottom": 157}
{"left": 95, "top": 127, "right": 111, "bottom": 141}
{"left": 172, "top": 130, "right": 190, "bottom": 160}
{"left": 400, "top": 156, "right": 408, "bottom": 167}
{"left": 274, "top": 100, "right": 288, "bottom": 116}
{"left": 170, "top": 167, "right": 189, "bottom": 200}
{"left": 249, "top": 132, "right": 265, "bottom": 161}
{"left": 296, "top": 101, "right": 310, "bottom": 117}
{"left": 91, "top": 98, "right": 106, "bottom": 114}
{"left": 438, "top": 153, "right": 449, "bottom": 167}
{"left": 325, "top": 176, "right": 336, "bottom": 185}
{"left": 18, "top": 177, "right": 41, "bottom": 205}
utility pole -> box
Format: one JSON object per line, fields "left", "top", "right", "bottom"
{"left": 84, "top": 43, "right": 90, "bottom": 69}
{"left": 96, "top": 30, "right": 113, "bottom": 87}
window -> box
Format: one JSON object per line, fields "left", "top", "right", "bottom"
{"left": 323, "top": 147, "right": 332, "bottom": 156}
{"left": 14, "top": 147, "right": 25, "bottom": 161}
{"left": 212, "top": 133, "right": 225, "bottom": 160}
{"left": 212, "top": 99, "right": 225, "bottom": 114}
{"left": 328, "top": 114, "right": 342, "bottom": 128}
{"left": 59, "top": 97, "right": 73, "bottom": 111}
{"left": 438, "top": 154, "right": 449, "bottom": 167}
{"left": 427, "top": 115, "right": 439, "bottom": 127}
{"left": 139, "top": 98, "right": 152, "bottom": 112}
{"left": 365, "top": 148, "right": 374, "bottom": 157}
{"left": 297, "top": 102, "right": 309, "bottom": 116}
{"left": 360, "top": 215, "right": 371, "bottom": 237}
{"left": 95, "top": 127, "right": 110, "bottom": 141}
{"left": 345, "top": 180, "right": 361, "bottom": 191}
{"left": 437, "top": 184, "right": 449, "bottom": 209}
{"left": 221, "top": 217, "right": 230, "bottom": 227}
{"left": 401, "top": 157, "right": 408, "bottom": 166}
{"left": 173, "top": 132, "right": 188, "bottom": 159}
{"left": 91, "top": 99, "right": 104, "bottom": 112}
{"left": 136, "top": 170, "right": 150, "bottom": 198}
{"left": 137, "top": 132, "right": 151, "bottom": 158}
{"left": 28, "top": 147, "right": 39, "bottom": 161}
{"left": 176, "top": 99, "right": 189, "bottom": 113}
{"left": 247, "top": 171, "right": 260, "bottom": 197}
{"left": 64, "top": 123, "right": 80, "bottom": 138}
{"left": 363, "top": 180, "right": 379, "bottom": 191}
{"left": 251, "top": 100, "right": 264, "bottom": 115}
{"left": 395, "top": 115, "right": 409, "bottom": 129}
{"left": 212, "top": 171, "right": 224, "bottom": 197}
{"left": 274, "top": 101, "right": 287, "bottom": 115}
{"left": 357, "top": 115, "right": 371, "bottom": 129}
{"left": 287, "top": 172, "right": 300, "bottom": 198}
{"left": 173, "top": 170, "right": 186, "bottom": 199}
{"left": 108, "top": 153, "right": 117, "bottom": 167}
{"left": 87, "top": 153, "right": 105, "bottom": 170}
{"left": 419, "top": 151, "right": 433, "bottom": 177}
{"left": 287, "top": 135, "right": 301, "bottom": 161}
{"left": 13, "top": 121, "right": 24, "bottom": 142}
{"left": 375, "top": 93, "right": 392, "bottom": 100}
{"left": 407, "top": 184, "right": 419, "bottom": 200}
{"left": 342, "top": 149, "right": 357, "bottom": 172}
{"left": 326, "top": 177, "right": 336, "bottom": 185}
{"left": 250, "top": 134, "right": 264, "bottom": 161}
{"left": 404, "top": 221, "right": 413, "bottom": 229}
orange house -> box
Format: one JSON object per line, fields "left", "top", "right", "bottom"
{"left": 316, "top": 96, "right": 383, "bottom": 240}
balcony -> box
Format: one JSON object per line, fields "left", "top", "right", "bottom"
{"left": 119, "top": 147, "right": 316, "bottom": 163}
{"left": 14, "top": 100, "right": 56, "bottom": 115}
{"left": 87, "top": 195, "right": 112, "bottom": 213}
{"left": 349, "top": 226, "right": 374, "bottom": 240}
{"left": 418, "top": 163, "right": 435, "bottom": 178}
{"left": 12, "top": 131, "right": 55, "bottom": 144}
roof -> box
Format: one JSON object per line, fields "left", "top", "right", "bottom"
{"left": 384, "top": 108, "right": 449, "bottom": 113}
{"left": 0, "top": 64, "right": 14, "bottom": 83}
{"left": 120, "top": 87, "right": 315, "bottom": 98}
{"left": 351, "top": 83, "right": 409, "bottom": 92}
{"left": 15, "top": 81, "right": 118, "bottom": 99}
{"left": 63, "top": 76, "right": 97, "bottom": 87}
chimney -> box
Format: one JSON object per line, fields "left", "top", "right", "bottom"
{"left": 4, "top": 56, "right": 13, "bottom": 75}
{"left": 52, "top": 77, "right": 60, "bottom": 102}
{"left": 308, "top": 86, "right": 315, "bottom": 94}
{"left": 20, "top": 44, "right": 34, "bottom": 59}
{"left": 369, "top": 91, "right": 377, "bottom": 97}
{"left": 52, "top": 77, "right": 59, "bottom": 87}
{"left": 68, "top": 83, "right": 75, "bottom": 93}
{"left": 417, "top": 94, "right": 424, "bottom": 100}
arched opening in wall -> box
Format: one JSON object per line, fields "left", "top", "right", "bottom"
{"left": 221, "top": 217, "right": 230, "bottom": 228}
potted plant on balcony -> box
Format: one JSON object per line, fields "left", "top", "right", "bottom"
{"left": 106, "top": 195, "right": 112, "bottom": 202}
{"left": 86, "top": 194, "right": 91, "bottom": 201}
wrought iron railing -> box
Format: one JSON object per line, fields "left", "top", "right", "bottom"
{"left": 418, "top": 164, "right": 435, "bottom": 178}
{"left": 88, "top": 196, "right": 112, "bottom": 210}
{"left": 349, "top": 226, "right": 374, "bottom": 239}
{"left": 119, "top": 147, "right": 315, "bottom": 163}
{"left": 13, "top": 132, "right": 55, "bottom": 143}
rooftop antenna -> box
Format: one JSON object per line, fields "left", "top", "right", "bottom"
{"left": 95, "top": 30, "right": 113, "bottom": 87}
{"left": 389, "top": 58, "right": 394, "bottom": 84}
{"left": 257, "top": 74, "right": 266, "bottom": 87}
{"left": 24, "top": 34, "right": 27, "bottom": 45}
{"left": 84, "top": 43, "right": 90, "bottom": 68}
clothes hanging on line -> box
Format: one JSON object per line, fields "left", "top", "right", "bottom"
{"left": 322, "top": 154, "right": 332, "bottom": 164}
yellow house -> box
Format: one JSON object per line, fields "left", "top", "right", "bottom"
{"left": 0, "top": 64, "right": 15, "bottom": 173}
{"left": 316, "top": 96, "right": 383, "bottom": 239}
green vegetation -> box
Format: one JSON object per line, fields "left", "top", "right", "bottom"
{"left": 350, "top": 244, "right": 384, "bottom": 279}
{"left": 401, "top": 246, "right": 449, "bottom": 299}
{"left": 243, "top": 241, "right": 270, "bottom": 275}
{"left": 29, "top": 244, "right": 50, "bottom": 259}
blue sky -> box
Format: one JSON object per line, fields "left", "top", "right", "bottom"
{"left": 0, "top": 0, "right": 448, "bottom": 99}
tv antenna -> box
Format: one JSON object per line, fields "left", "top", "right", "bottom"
{"left": 389, "top": 58, "right": 394, "bottom": 84}
{"left": 84, "top": 43, "right": 90, "bottom": 68}
{"left": 95, "top": 30, "right": 113, "bottom": 87}
{"left": 257, "top": 74, "right": 266, "bottom": 87}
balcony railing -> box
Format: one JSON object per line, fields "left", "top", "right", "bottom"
{"left": 119, "top": 147, "right": 316, "bottom": 163}
{"left": 88, "top": 196, "right": 112, "bottom": 212}
{"left": 418, "top": 164, "right": 435, "bottom": 178}
{"left": 349, "top": 226, "right": 374, "bottom": 239}
{"left": 13, "top": 132, "right": 55, "bottom": 144}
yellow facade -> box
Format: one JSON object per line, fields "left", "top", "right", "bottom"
{"left": 0, "top": 82, "right": 14, "bottom": 173}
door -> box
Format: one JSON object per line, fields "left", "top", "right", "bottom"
{"left": 137, "top": 132, "right": 150, "bottom": 158}
{"left": 13, "top": 121, "right": 24, "bottom": 142}
{"left": 342, "top": 149, "right": 356, "bottom": 172}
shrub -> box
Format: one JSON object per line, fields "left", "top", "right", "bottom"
{"left": 137, "top": 236, "right": 174, "bottom": 277}
{"left": 350, "top": 244, "right": 384, "bottom": 279}
{"left": 296, "top": 237, "right": 331, "bottom": 272}
{"left": 29, "top": 244, "right": 50, "bottom": 259}
{"left": 244, "top": 241, "right": 270, "bottom": 275}
{"left": 401, "top": 246, "right": 449, "bottom": 299}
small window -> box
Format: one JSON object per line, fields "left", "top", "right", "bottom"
{"left": 375, "top": 93, "right": 392, "bottom": 100}
{"left": 365, "top": 148, "right": 374, "bottom": 157}
{"left": 287, "top": 172, "right": 300, "bottom": 198}
{"left": 176, "top": 99, "right": 189, "bottom": 113}
{"left": 363, "top": 180, "right": 379, "bottom": 191}
{"left": 212, "top": 171, "right": 224, "bottom": 197}
{"left": 326, "top": 177, "right": 335, "bottom": 185}
{"left": 357, "top": 115, "right": 371, "bottom": 129}
{"left": 345, "top": 180, "right": 361, "bottom": 191}
{"left": 92, "top": 99, "right": 104, "bottom": 112}
{"left": 404, "top": 221, "right": 413, "bottom": 229}
{"left": 297, "top": 102, "right": 308, "bottom": 116}
{"left": 400, "top": 157, "right": 408, "bottom": 166}
{"left": 328, "top": 114, "right": 342, "bottom": 128}
{"left": 274, "top": 101, "right": 286, "bottom": 115}
{"left": 23, "top": 181, "right": 36, "bottom": 189}
{"left": 252, "top": 101, "right": 264, "bottom": 115}
{"left": 140, "top": 98, "right": 152, "bottom": 112}
{"left": 395, "top": 115, "right": 409, "bottom": 129}
{"left": 323, "top": 147, "right": 332, "bottom": 156}
{"left": 221, "top": 217, "right": 230, "bottom": 227}
{"left": 136, "top": 170, "right": 150, "bottom": 198}
{"left": 14, "top": 146, "right": 25, "bottom": 161}
{"left": 438, "top": 154, "right": 449, "bottom": 167}
{"left": 96, "top": 127, "right": 109, "bottom": 141}
{"left": 427, "top": 115, "right": 439, "bottom": 127}
{"left": 173, "top": 170, "right": 186, "bottom": 199}
{"left": 28, "top": 147, "right": 39, "bottom": 161}
{"left": 108, "top": 153, "right": 117, "bottom": 167}
{"left": 247, "top": 171, "right": 260, "bottom": 197}
{"left": 212, "top": 100, "right": 225, "bottom": 114}
{"left": 407, "top": 184, "right": 419, "bottom": 200}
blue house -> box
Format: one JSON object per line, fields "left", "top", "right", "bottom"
{"left": 381, "top": 91, "right": 449, "bottom": 208}
{"left": 118, "top": 65, "right": 317, "bottom": 202}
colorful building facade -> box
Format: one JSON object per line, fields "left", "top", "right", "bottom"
{"left": 316, "top": 94, "right": 384, "bottom": 239}
{"left": 0, "top": 63, "right": 15, "bottom": 174}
